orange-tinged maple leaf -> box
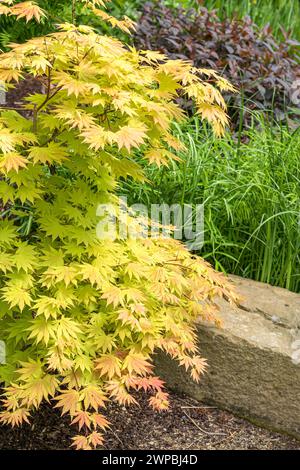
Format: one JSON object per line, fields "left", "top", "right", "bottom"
{"left": 88, "top": 431, "right": 104, "bottom": 449}
{"left": 101, "top": 285, "right": 124, "bottom": 308}
{"left": 149, "top": 391, "right": 169, "bottom": 411}
{"left": 71, "top": 410, "right": 92, "bottom": 430}
{"left": 117, "top": 308, "right": 139, "bottom": 329}
{"left": 160, "top": 337, "right": 180, "bottom": 356}
{"left": 163, "top": 133, "right": 186, "bottom": 151}
{"left": 0, "top": 4, "right": 10, "bottom": 16}
{"left": 1, "top": 386, "right": 20, "bottom": 411}
{"left": 123, "top": 353, "right": 153, "bottom": 376}
{"left": 93, "top": 8, "right": 135, "bottom": 34}
{"left": 95, "top": 355, "right": 121, "bottom": 380}
{"left": 144, "top": 148, "right": 169, "bottom": 167}
{"left": 0, "top": 408, "right": 31, "bottom": 427}
{"left": 146, "top": 376, "right": 165, "bottom": 391}
{"left": 80, "top": 125, "right": 109, "bottom": 150}
{"left": 10, "top": 2, "right": 46, "bottom": 23}
{"left": 71, "top": 435, "right": 91, "bottom": 451}
{"left": 0, "top": 68, "right": 23, "bottom": 82}
{"left": 20, "top": 375, "right": 58, "bottom": 408}
{"left": 196, "top": 103, "right": 229, "bottom": 136}
{"left": 125, "top": 375, "right": 164, "bottom": 392}
{"left": 190, "top": 356, "right": 207, "bottom": 382}
{"left": 179, "top": 355, "right": 194, "bottom": 371}
{"left": 123, "top": 287, "right": 146, "bottom": 304}
{"left": 91, "top": 413, "right": 110, "bottom": 430}
{"left": 105, "top": 380, "right": 138, "bottom": 406}
{"left": 54, "top": 389, "right": 81, "bottom": 416}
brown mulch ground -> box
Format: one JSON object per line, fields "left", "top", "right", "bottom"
{"left": 4, "top": 75, "right": 44, "bottom": 114}
{"left": 0, "top": 390, "right": 299, "bottom": 450}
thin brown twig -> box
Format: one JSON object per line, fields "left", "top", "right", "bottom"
{"left": 32, "top": 104, "right": 37, "bottom": 132}
{"left": 107, "top": 428, "right": 124, "bottom": 448}
{"left": 211, "top": 430, "right": 239, "bottom": 448}
{"left": 36, "top": 85, "right": 63, "bottom": 112}
{"left": 181, "top": 405, "right": 217, "bottom": 409}
{"left": 182, "top": 409, "right": 226, "bottom": 436}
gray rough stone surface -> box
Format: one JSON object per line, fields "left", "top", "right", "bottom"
{"left": 155, "top": 276, "right": 300, "bottom": 439}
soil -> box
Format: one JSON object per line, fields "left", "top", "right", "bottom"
{"left": 4, "top": 75, "right": 44, "bottom": 116}
{"left": 0, "top": 390, "right": 299, "bottom": 450}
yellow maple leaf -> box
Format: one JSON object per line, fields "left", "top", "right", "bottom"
{"left": 1, "top": 285, "right": 32, "bottom": 311}
{"left": 13, "top": 243, "right": 36, "bottom": 272}
{"left": 0, "top": 251, "right": 13, "bottom": 273}
{"left": 114, "top": 123, "right": 148, "bottom": 152}
{"left": 20, "top": 375, "right": 58, "bottom": 407}
{"left": 28, "top": 143, "right": 68, "bottom": 165}
{"left": 0, "top": 152, "right": 27, "bottom": 173}
{"left": 17, "top": 360, "right": 42, "bottom": 381}
{"left": 81, "top": 385, "right": 108, "bottom": 411}
{"left": 101, "top": 285, "right": 125, "bottom": 308}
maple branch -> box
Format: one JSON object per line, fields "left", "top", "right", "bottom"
{"left": 43, "top": 128, "right": 61, "bottom": 146}
{"left": 36, "top": 85, "right": 63, "bottom": 113}
{"left": 81, "top": 46, "right": 94, "bottom": 61}
{"left": 45, "top": 66, "right": 52, "bottom": 101}
{"left": 32, "top": 104, "right": 38, "bottom": 133}
{"left": 47, "top": 162, "right": 56, "bottom": 175}
{"left": 71, "top": 367, "right": 80, "bottom": 391}
{"left": 72, "top": 0, "right": 77, "bottom": 25}
{"left": 0, "top": 106, "right": 25, "bottom": 110}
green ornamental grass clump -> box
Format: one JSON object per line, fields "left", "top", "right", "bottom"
{"left": 122, "top": 117, "right": 300, "bottom": 293}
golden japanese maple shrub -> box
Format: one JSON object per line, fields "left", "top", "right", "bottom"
{"left": 0, "top": 0, "right": 237, "bottom": 449}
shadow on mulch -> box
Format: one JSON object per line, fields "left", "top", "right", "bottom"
{"left": 0, "top": 391, "right": 299, "bottom": 450}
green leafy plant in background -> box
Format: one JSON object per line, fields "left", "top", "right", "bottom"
{"left": 197, "top": 0, "right": 300, "bottom": 41}
{"left": 1, "top": 1, "right": 299, "bottom": 49}
{"left": 121, "top": 115, "right": 300, "bottom": 293}
{"left": 152, "top": 0, "right": 300, "bottom": 40}
{"left": 0, "top": 0, "right": 138, "bottom": 50}
{"left": 0, "top": 1, "right": 64, "bottom": 49}
{"left": 134, "top": 1, "right": 300, "bottom": 128}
